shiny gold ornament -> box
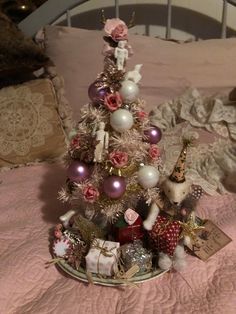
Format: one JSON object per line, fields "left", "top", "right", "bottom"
{"left": 105, "top": 160, "right": 138, "bottom": 177}
{"left": 179, "top": 213, "right": 205, "bottom": 242}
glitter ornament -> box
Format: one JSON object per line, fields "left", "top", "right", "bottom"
{"left": 67, "top": 161, "right": 90, "bottom": 183}
{"left": 119, "top": 80, "right": 139, "bottom": 103}
{"left": 144, "top": 126, "right": 162, "bottom": 144}
{"left": 102, "top": 175, "right": 126, "bottom": 199}
{"left": 121, "top": 240, "right": 152, "bottom": 274}
{"left": 110, "top": 109, "right": 134, "bottom": 132}
{"left": 149, "top": 216, "right": 181, "bottom": 256}
{"left": 88, "top": 81, "right": 109, "bottom": 104}
{"left": 138, "top": 165, "right": 159, "bottom": 189}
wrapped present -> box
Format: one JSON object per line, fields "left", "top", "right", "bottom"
{"left": 113, "top": 208, "right": 144, "bottom": 245}
{"left": 121, "top": 240, "right": 152, "bottom": 274}
{"left": 148, "top": 216, "right": 181, "bottom": 256}
{"left": 85, "top": 238, "right": 120, "bottom": 276}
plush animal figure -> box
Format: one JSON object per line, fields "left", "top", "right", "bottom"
{"left": 143, "top": 140, "right": 193, "bottom": 270}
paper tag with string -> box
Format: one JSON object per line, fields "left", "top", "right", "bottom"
{"left": 186, "top": 220, "right": 232, "bottom": 261}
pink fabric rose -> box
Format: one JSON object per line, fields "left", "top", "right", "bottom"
{"left": 111, "top": 24, "right": 128, "bottom": 41}
{"left": 124, "top": 208, "right": 139, "bottom": 225}
{"left": 109, "top": 151, "right": 129, "bottom": 168}
{"left": 104, "top": 18, "right": 128, "bottom": 41}
{"left": 82, "top": 184, "right": 100, "bottom": 203}
{"left": 149, "top": 145, "right": 161, "bottom": 159}
{"left": 137, "top": 110, "right": 147, "bottom": 121}
{"left": 104, "top": 92, "right": 122, "bottom": 111}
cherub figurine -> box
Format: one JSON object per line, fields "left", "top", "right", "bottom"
{"left": 94, "top": 122, "right": 109, "bottom": 163}
{"left": 114, "top": 40, "right": 128, "bottom": 71}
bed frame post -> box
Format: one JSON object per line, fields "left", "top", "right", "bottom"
{"left": 115, "top": 0, "right": 119, "bottom": 18}
{"left": 66, "top": 10, "right": 72, "bottom": 27}
{"left": 221, "top": 0, "right": 228, "bottom": 38}
{"left": 166, "top": 0, "right": 172, "bottom": 39}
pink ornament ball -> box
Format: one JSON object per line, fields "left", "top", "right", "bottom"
{"left": 67, "top": 161, "right": 90, "bottom": 183}
{"left": 144, "top": 126, "right": 162, "bottom": 144}
{"left": 88, "top": 81, "right": 109, "bottom": 104}
{"left": 102, "top": 176, "right": 126, "bottom": 199}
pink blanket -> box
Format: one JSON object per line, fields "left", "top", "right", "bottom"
{"left": 1, "top": 162, "right": 236, "bottom": 314}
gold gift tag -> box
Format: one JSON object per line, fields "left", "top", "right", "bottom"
{"left": 186, "top": 220, "right": 232, "bottom": 261}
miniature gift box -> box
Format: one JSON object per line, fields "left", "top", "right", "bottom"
{"left": 113, "top": 208, "right": 144, "bottom": 245}
{"left": 85, "top": 238, "right": 120, "bottom": 276}
{"left": 148, "top": 216, "right": 181, "bottom": 256}
{"left": 121, "top": 240, "right": 152, "bottom": 274}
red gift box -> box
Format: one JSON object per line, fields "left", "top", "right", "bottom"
{"left": 114, "top": 216, "right": 144, "bottom": 245}
{"left": 148, "top": 216, "right": 181, "bottom": 256}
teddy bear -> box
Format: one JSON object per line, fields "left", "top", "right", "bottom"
{"left": 143, "top": 139, "right": 199, "bottom": 271}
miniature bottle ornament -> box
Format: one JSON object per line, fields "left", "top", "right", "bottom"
{"left": 144, "top": 126, "right": 162, "bottom": 144}
{"left": 88, "top": 81, "right": 109, "bottom": 104}
{"left": 110, "top": 109, "right": 134, "bottom": 132}
{"left": 102, "top": 175, "right": 126, "bottom": 199}
{"left": 138, "top": 165, "right": 159, "bottom": 189}
{"left": 67, "top": 161, "right": 90, "bottom": 183}
{"left": 119, "top": 80, "right": 139, "bottom": 103}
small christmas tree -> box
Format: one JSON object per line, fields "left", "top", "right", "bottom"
{"left": 54, "top": 18, "right": 162, "bottom": 278}
{"left": 59, "top": 17, "right": 163, "bottom": 227}
{"left": 52, "top": 15, "right": 212, "bottom": 282}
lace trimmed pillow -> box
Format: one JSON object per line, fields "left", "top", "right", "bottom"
{"left": 150, "top": 88, "right": 236, "bottom": 195}
{"left": 0, "top": 76, "right": 73, "bottom": 169}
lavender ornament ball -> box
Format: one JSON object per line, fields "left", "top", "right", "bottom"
{"left": 88, "top": 81, "right": 109, "bottom": 104}
{"left": 67, "top": 161, "right": 90, "bottom": 183}
{"left": 144, "top": 126, "right": 162, "bottom": 144}
{"left": 103, "top": 176, "right": 126, "bottom": 199}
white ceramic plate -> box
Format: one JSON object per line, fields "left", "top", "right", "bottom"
{"left": 57, "top": 260, "right": 168, "bottom": 286}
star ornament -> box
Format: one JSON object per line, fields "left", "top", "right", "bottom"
{"left": 179, "top": 217, "right": 205, "bottom": 242}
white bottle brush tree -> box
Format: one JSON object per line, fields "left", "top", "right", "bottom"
{"left": 58, "top": 15, "right": 163, "bottom": 228}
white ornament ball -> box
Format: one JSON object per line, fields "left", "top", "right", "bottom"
{"left": 110, "top": 109, "right": 134, "bottom": 133}
{"left": 119, "top": 80, "right": 139, "bottom": 103}
{"left": 138, "top": 165, "right": 159, "bottom": 189}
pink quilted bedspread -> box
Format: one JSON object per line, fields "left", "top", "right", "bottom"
{"left": 1, "top": 162, "right": 236, "bottom": 314}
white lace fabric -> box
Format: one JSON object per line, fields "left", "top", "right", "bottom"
{"left": 151, "top": 89, "right": 236, "bottom": 195}
{"left": 0, "top": 78, "right": 69, "bottom": 168}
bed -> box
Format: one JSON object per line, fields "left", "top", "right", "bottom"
{"left": 1, "top": 1, "right": 236, "bottom": 313}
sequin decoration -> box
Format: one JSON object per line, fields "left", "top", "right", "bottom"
{"left": 121, "top": 240, "right": 152, "bottom": 274}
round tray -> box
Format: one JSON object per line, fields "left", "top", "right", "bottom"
{"left": 57, "top": 260, "right": 168, "bottom": 286}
